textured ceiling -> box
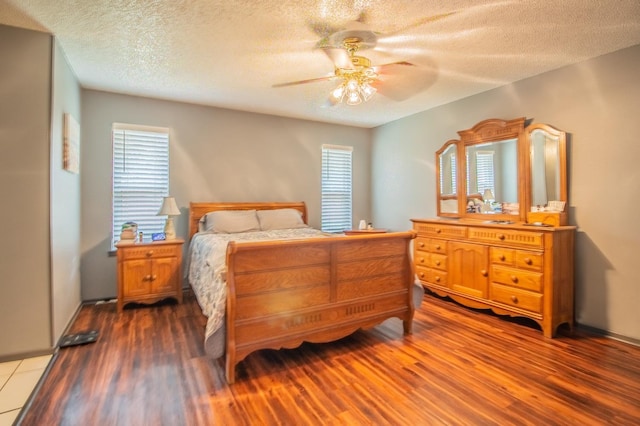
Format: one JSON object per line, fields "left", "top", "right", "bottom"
{"left": 1, "top": 0, "right": 640, "bottom": 128}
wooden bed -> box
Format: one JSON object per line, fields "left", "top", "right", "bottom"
{"left": 188, "top": 201, "right": 417, "bottom": 383}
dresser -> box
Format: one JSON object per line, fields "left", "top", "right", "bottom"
{"left": 412, "top": 218, "right": 575, "bottom": 337}
{"left": 115, "top": 239, "right": 184, "bottom": 312}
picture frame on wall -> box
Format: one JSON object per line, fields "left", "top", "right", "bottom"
{"left": 63, "top": 113, "right": 80, "bottom": 174}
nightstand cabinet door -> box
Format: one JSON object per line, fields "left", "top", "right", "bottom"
{"left": 152, "top": 256, "right": 179, "bottom": 294}
{"left": 122, "top": 259, "right": 152, "bottom": 297}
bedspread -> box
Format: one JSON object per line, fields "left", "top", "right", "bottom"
{"left": 187, "top": 228, "right": 334, "bottom": 358}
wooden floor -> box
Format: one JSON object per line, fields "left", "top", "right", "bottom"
{"left": 19, "top": 290, "right": 640, "bottom": 425}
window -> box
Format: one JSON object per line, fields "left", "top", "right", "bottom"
{"left": 321, "top": 144, "right": 353, "bottom": 233}
{"left": 112, "top": 124, "right": 170, "bottom": 249}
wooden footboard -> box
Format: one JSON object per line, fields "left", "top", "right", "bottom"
{"left": 224, "top": 231, "right": 416, "bottom": 383}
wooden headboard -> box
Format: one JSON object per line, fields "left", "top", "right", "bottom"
{"left": 188, "top": 201, "right": 308, "bottom": 240}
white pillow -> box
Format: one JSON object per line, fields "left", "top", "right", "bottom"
{"left": 200, "top": 209, "right": 260, "bottom": 233}
{"left": 257, "top": 208, "right": 308, "bottom": 231}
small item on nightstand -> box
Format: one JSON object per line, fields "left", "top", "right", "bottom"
{"left": 138, "top": 232, "right": 143, "bottom": 242}
{"left": 367, "top": 222, "right": 373, "bottom": 230}
{"left": 358, "top": 219, "right": 367, "bottom": 230}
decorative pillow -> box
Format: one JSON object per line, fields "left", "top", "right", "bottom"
{"left": 257, "top": 208, "right": 308, "bottom": 231}
{"left": 200, "top": 209, "right": 260, "bottom": 233}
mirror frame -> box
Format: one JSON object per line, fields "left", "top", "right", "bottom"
{"left": 435, "top": 117, "right": 568, "bottom": 225}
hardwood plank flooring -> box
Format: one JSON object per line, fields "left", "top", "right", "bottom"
{"left": 18, "top": 290, "right": 640, "bottom": 425}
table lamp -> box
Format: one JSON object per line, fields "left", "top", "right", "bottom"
{"left": 157, "top": 196, "right": 180, "bottom": 239}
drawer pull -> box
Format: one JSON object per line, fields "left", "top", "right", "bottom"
{"left": 481, "top": 269, "right": 488, "bottom": 277}
{"left": 419, "top": 242, "right": 425, "bottom": 248}
{"left": 510, "top": 275, "right": 518, "bottom": 283}
{"left": 499, "top": 255, "right": 506, "bottom": 261}
{"left": 498, "top": 234, "right": 505, "bottom": 240}
{"left": 511, "top": 295, "right": 518, "bottom": 303}
{"left": 435, "top": 276, "right": 441, "bottom": 282}
{"left": 151, "top": 275, "right": 157, "bottom": 281}
{"left": 146, "top": 250, "right": 154, "bottom": 257}
{"left": 524, "top": 257, "right": 532, "bottom": 265}
{"left": 435, "top": 244, "right": 441, "bottom": 250}
{"left": 144, "top": 275, "right": 151, "bottom": 281}
{"left": 419, "top": 272, "right": 425, "bottom": 278}
{"left": 435, "top": 260, "right": 441, "bottom": 266}
{"left": 420, "top": 257, "right": 425, "bottom": 263}
{"left": 436, "top": 228, "right": 442, "bottom": 234}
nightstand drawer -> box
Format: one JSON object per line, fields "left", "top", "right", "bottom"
{"left": 119, "top": 244, "right": 179, "bottom": 260}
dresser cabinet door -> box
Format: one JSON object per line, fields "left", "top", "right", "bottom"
{"left": 449, "top": 242, "right": 489, "bottom": 298}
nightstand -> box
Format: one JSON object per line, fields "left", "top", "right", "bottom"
{"left": 115, "top": 238, "right": 184, "bottom": 312}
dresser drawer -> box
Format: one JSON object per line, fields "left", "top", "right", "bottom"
{"left": 414, "top": 238, "right": 430, "bottom": 253}
{"left": 490, "top": 283, "right": 543, "bottom": 314}
{"left": 415, "top": 266, "right": 448, "bottom": 286}
{"left": 515, "top": 251, "right": 543, "bottom": 272}
{"left": 469, "top": 227, "right": 544, "bottom": 248}
{"left": 120, "top": 244, "right": 178, "bottom": 260}
{"left": 491, "top": 265, "right": 542, "bottom": 292}
{"left": 427, "top": 253, "right": 447, "bottom": 270}
{"left": 491, "top": 247, "right": 515, "bottom": 266}
{"left": 414, "top": 222, "right": 467, "bottom": 239}
{"left": 428, "top": 239, "right": 447, "bottom": 254}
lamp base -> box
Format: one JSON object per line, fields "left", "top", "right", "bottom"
{"left": 164, "top": 217, "right": 177, "bottom": 240}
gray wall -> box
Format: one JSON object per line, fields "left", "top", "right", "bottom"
{"left": 372, "top": 44, "right": 640, "bottom": 341}
{"left": 0, "top": 25, "right": 81, "bottom": 360}
{"left": 50, "top": 40, "right": 82, "bottom": 341}
{"left": 80, "top": 91, "right": 372, "bottom": 301}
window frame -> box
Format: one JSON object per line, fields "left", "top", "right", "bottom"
{"left": 321, "top": 144, "right": 353, "bottom": 233}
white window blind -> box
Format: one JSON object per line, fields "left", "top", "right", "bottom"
{"left": 475, "top": 151, "right": 495, "bottom": 195}
{"left": 112, "top": 124, "right": 170, "bottom": 248}
{"left": 321, "top": 144, "right": 353, "bottom": 233}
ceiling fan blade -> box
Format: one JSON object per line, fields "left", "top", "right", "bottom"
{"left": 320, "top": 47, "right": 354, "bottom": 70}
{"left": 372, "top": 62, "right": 437, "bottom": 101}
{"left": 382, "top": 11, "right": 457, "bottom": 36}
{"left": 373, "top": 61, "right": 416, "bottom": 73}
{"left": 273, "top": 75, "right": 337, "bottom": 88}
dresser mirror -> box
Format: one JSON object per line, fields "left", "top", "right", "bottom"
{"left": 436, "top": 140, "right": 460, "bottom": 216}
{"left": 435, "top": 117, "right": 568, "bottom": 224}
{"left": 527, "top": 123, "right": 567, "bottom": 210}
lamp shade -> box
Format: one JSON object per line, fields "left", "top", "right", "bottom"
{"left": 157, "top": 196, "right": 180, "bottom": 216}
{"left": 483, "top": 189, "right": 494, "bottom": 201}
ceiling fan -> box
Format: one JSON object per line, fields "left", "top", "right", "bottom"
{"left": 273, "top": 11, "right": 455, "bottom": 106}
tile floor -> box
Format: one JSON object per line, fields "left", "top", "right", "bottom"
{"left": 0, "top": 355, "right": 52, "bottom": 426}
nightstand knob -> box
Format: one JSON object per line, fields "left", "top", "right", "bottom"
{"left": 524, "top": 257, "right": 532, "bottom": 265}
{"left": 498, "top": 234, "right": 505, "bottom": 240}
{"left": 146, "top": 250, "right": 154, "bottom": 257}
{"left": 480, "top": 269, "right": 488, "bottom": 277}
{"left": 419, "top": 242, "right": 425, "bottom": 248}
{"left": 435, "top": 260, "right": 441, "bottom": 266}
{"left": 419, "top": 272, "right": 425, "bottom": 278}
{"left": 435, "top": 276, "right": 441, "bottom": 282}
{"left": 435, "top": 245, "right": 441, "bottom": 250}
{"left": 511, "top": 295, "right": 518, "bottom": 303}
{"left": 499, "top": 255, "right": 506, "bottom": 261}
{"left": 510, "top": 275, "right": 518, "bottom": 283}
{"left": 420, "top": 257, "right": 425, "bottom": 263}
{"left": 436, "top": 228, "right": 442, "bottom": 234}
